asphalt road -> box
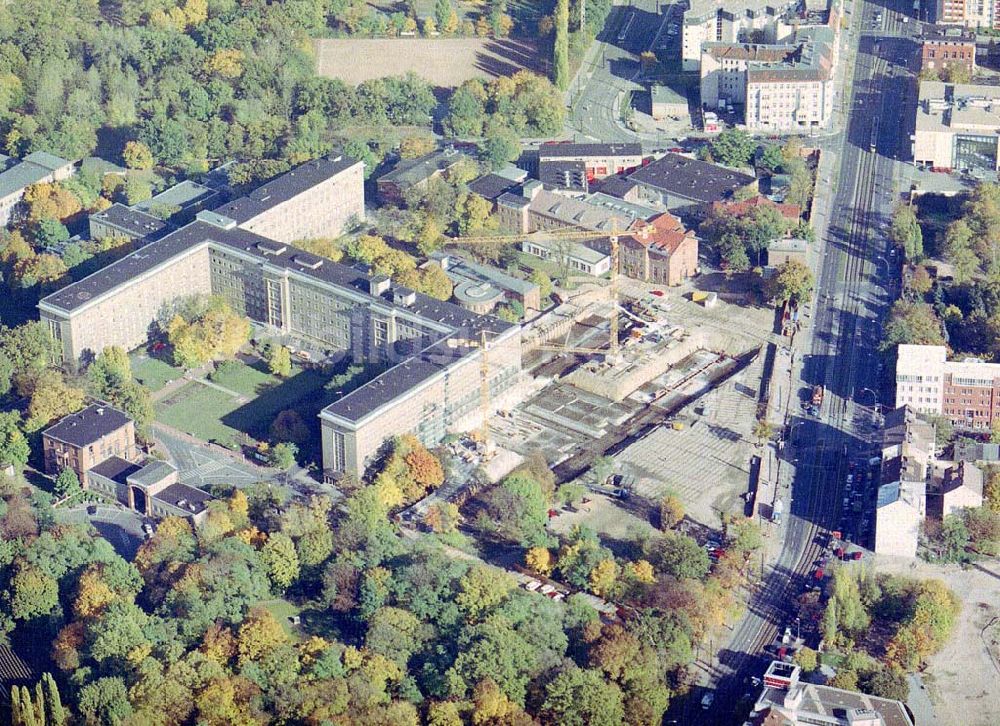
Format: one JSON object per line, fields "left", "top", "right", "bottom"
{"left": 567, "top": 0, "right": 676, "bottom": 145}
{"left": 688, "top": 0, "right": 919, "bottom": 721}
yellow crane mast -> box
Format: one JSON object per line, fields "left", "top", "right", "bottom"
{"left": 444, "top": 219, "right": 654, "bottom": 452}
{"left": 447, "top": 218, "right": 649, "bottom": 360}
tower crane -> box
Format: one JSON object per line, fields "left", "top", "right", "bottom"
{"left": 442, "top": 218, "right": 652, "bottom": 453}
{"left": 446, "top": 218, "right": 651, "bottom": 360}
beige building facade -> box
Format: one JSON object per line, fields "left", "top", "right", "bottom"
{"left": 39, "top": 156, "right": 522, "bottom": 480}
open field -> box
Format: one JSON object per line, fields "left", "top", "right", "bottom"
{"left": 210, "top": 360, "right": 276, "bottom": 398}
{"left": 156, "top": 382, "right": 241, "bottom": 445}
{"left": 315, "top": 38, "right": 544, "bottom": 86}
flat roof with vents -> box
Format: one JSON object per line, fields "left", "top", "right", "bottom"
{"left": 627, "top": 153, "right": 755, "bottom": 204}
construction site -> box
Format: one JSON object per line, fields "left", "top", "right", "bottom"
{"left": 476, "top": 269, "right": 779, "bottom": 530}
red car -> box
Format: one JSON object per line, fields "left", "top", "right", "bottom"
{"left": 668, "top": 147, "right": 683, "bottom": 153}
{"left": 813, "top": 568, "right": 824, "bottom": 580}
{"left": 547, "top": 509, "right": 560, "bottom": 518}
{"left": 151, "top": 341, "right": 166, "bottom": 352}
{"left": 834, "top": 547, "right": 845, "bottom": 559}
{"left": 650, "top": 290, "right": 665, "bottom": 297}
{"left": 851, "top": 551, "right": 863, "bottom": 561}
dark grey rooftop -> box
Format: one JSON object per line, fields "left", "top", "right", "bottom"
{"left": 595, "top": 176, "right": 640, "bottom": 199}
{"left": 468, "top": 173, "right": 523, "bottom": 202}
{"left": 538, "top": 142, "right": 642, "bottom": 159}
{"left": 212, "top": 155, "right": 359, "bottom": 223}
{"left": 153, "top": 481, "right": 213, "bottom": 515}
{"left": 88, "top": 456, "right": 141, "bottom": 484}
{"left": 90, "top": 203, "right": 171, "bottom": 241}
{"left": 43, "top": 404, "right": 132, "bottom": 447}
{"left": 538, "top": 159, "right": 589, "bottom": 192}
{"left": 627, "top": 154, "right": 755, "bottom": 203}
{"left": 322, "top": 314, "right": 513, "bottom": 424}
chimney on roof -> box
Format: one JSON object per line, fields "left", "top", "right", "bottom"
{"left": 367, "top": 275, "right": 391, "bottom": 296}
{"left": 97, "top": 407, "right": 104, "bottom": 415}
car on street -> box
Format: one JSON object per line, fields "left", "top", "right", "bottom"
{"left": 701, "top": 692, "right": 715, "bottom": 710}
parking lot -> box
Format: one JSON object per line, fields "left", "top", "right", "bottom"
{"left": 613, "top": 350, "right": 766, "bottom": 526}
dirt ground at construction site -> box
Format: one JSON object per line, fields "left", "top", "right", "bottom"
{"left": 874, "top": 556, "right": 1000, "bottom": 726}
{"left": 511, "top": 278, "right": 779, "bottom": 536}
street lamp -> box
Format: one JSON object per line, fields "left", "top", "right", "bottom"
{"left": 857, "top": 386, "right": 879, "bottom": 407}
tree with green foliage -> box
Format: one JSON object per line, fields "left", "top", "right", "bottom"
{"left": 260, "top": 532, "right": 300, "bottom": 592}
{"left": 479, "top": 471, "right": 549, "bottom": 547}
{"left": 53, "top": 468, "right": 80, "bottom": 499}
{"left": 32, "top": 218, "right": 70, "bottom": 250}
{"left": 267, "top": 344, "right": 292, "bottom": 377}
{"left": 541, "top": 666, "right": 625, "bottom": 726}
{"left": 709, "top": 129, "right": 757, "bottom": 168}
{"left": 482, "top": 122, "right": 521, "bottom": 170}
{"left": 766, "top": 259, "right": 815, "bottom": 304}
{"left": 268, "top": 442, "right": 298, "bottom": 470}
{"left": 553, "top": 0, "right": 570, "bottom": 90}
{"left": 122, "top": 140, "right": 154, "bottom": 170}
{"left": 645, "top": 532, "right": 710, "bottom": 580}
{"left": 890, "top": 204, "right": 923, "bottom": 261}
{"left": 859, "top": 665, "right": 909, "bottom": 702}
{"left": 0, "top": 411, "right": 29, "bottom": 468}
{"left": 759, "top": 144, "right": 786, "bottom": 172}
{"left": 880, "top": 300, "right": 945, "bottom": 351}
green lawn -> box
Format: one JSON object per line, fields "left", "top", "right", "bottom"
{"left": 132, "top": 354, "right": 185, "bottom": 393}
{"left": 209, "top": 360, "right": 279, "bottom": 397}
{"left": 155, "top": 382, "right": 243, "bottom": 446}
{"left": 154, "top": 364, "right": 334, "bottom": 457}
{"left": 261, "top": 598, "right": 304, "bottom": 642}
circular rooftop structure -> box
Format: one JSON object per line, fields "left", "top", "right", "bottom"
{"left": 453, "top": 280, "right": 504, "bottom": 314}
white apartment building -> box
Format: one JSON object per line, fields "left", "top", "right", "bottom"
{"left": 933, "top": 0, "right": 1000, "bottom": 28}
{"left": 912, "top": 81, "right": 1000, "bottom": 172}
{"left": 682, "top": 0, "right": 841, "bottom": 72}
{"left": 894, "top": 344, "right": 947, "bottom": 416}
{"left": 681, "top": 0, "right": 791, "bottom": 71}
{"left": 894, "top": 343, "right": 1000, "bottom": 431}
{"left": 701, "top": 27, "right": 837, "bottom": 131}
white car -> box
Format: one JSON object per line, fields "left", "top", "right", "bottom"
{"left": 524, "top": 580, "right": 541, "bottom": 592}
{"left": 701, "top": 692, "right": 715, "bottom": 710}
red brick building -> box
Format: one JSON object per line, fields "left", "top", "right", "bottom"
{"left": 920, "top": 25, "right": 976, "bottom": 77}
{"left": 42, "top": 403, "right": 137, "bottom": 482}
{"left": 619, "top": 213, "right": 699, "bottom": 286}
{"left": 710, "top": 195, "right": 802, "bottom": 225}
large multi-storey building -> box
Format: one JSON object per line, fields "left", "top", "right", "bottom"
{"left": 211, "top": 155, "right": 365, "bottom": 243}
{"left": 39, "top": 156, "right": 522, "bottom": 479}
{"left": 701, "top": 27, "right": 837, "bottom": 131}
{"left": 912, "top": 81, "right": 1000, "bottom": 172}
{"left": 931, "top": 0, "right": 1000, "bottom": 28}
{"left": 894, "top": 343, "right": 1000, "bottom": 430}
{"left": 681, "top": 0, "right": 793, "bottom": 71}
